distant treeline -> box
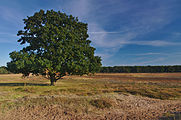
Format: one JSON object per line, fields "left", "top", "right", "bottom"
{"left": 0, "top": 66, "right": 11, "bottom": 74}
{"left": 100, "top": 65, "right": 181, "bottom": 73}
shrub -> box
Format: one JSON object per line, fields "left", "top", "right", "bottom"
{"left": 0, "top": 66, "right": 10, "bottom": 74}
{"left": 90, "top": 99, "right": 112, "bottom": 109}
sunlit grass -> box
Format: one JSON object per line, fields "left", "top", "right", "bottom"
{"left": 0, "top": 73, "right": 181, "bottom": 112}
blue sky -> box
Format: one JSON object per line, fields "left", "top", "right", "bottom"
{"left": 0, "top": 0, "right": 181, "bottom": 66}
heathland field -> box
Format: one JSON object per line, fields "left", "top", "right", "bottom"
{"left": 0, "top": 73, "right": 181, "bottom": 119}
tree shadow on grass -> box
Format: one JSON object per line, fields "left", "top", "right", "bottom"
{"left": 0, "top": 83, "right": 49, "bottom": 86}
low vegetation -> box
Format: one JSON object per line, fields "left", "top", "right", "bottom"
{"left": 0, "top": 66, "right": 10, "bottom": 74}
{"left": 0, "top": 73, "right": 181, "bottom": 119}
{"left": 90, "top": 99, "right": 112, "bottom": 109}
{"left": 0, "top": 73, "right": 180, "bottom": 103}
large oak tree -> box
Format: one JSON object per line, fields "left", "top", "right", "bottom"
{"left": 7, "top": 10, "right": 101, "bottom": 85}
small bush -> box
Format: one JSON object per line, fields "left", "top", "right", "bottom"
{"left": 90, "top": 99, "right": 112, "bottom": 109}
{"left": 0, "top": 66, "right": 10, "bottom": 74}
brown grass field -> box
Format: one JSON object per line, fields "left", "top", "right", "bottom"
{"left": 0, "top": 73, "right": 181, "bottom": 120}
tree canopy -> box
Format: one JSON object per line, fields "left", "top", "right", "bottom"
{"left": 7, "top": 9, "right": 102, "bottom": 85}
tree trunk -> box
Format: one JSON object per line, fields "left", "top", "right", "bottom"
{"left": 50, "top": 74, "right": 56, "bottom": 86}
{"left": 49, "top": 73, "right": 62, "bottom": 86}
{"left": 50, "top": 79, "right": 55, "bottom": 86}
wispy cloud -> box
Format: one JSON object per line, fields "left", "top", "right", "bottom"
{"left": 172, "top": 32, "right": 181, "bottom": 36}
{"left": 57, "top": 0, "right": 179, "bottom": 49}
{"left": 0, "top": 38, "right": 15, "bottom": 44}
{"left": 0, "top": 6, "right": 23, "bottom": 24}
{"left": 122, "top": 40, "right": 181, "bottom": 47}
{"left": 88, "top": 31, "right": 121, "bottom": 34}
{"left": 95, "top": 53, "right": 113, "bottom": 60}
{"left": 132, "top": 52, "right": 162, "bottom": 56}
{"left": 135, "top": 57, "right": 165, "bottom": 65}
{"left": 58, "top": 0, "right": 91, "bottom": 21}
{"left": 60, "top": 0, "right": 180, "bottom": 51}
{"left": 0, "top": 32, "right": 17, "bottom": 37}
{"left": 0, "top": 32, "right": 19, "bottom": 43}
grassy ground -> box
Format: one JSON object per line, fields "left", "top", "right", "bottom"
{"left": 0, "top": 73, "right": 181, "bottom": 104}
{"left": 0, "top": 73, "right": 181, "bottom": 119}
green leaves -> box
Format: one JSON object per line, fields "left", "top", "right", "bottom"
{"left": 7, "top": 51, "right": 37, "bottom": 76}
{"left": 8, "top": 9, "right": 102, "bottom": 85}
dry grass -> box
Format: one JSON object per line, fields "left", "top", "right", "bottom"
{"left": 0, "top": 73, "right": 181, "bottom": 119}
{"left": 0, "top": 73, "right": 181, "bottom": 102}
